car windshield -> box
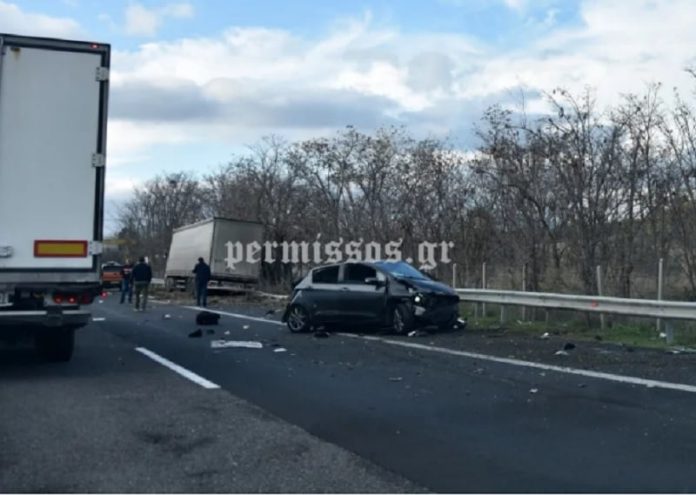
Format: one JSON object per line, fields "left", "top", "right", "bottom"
{"left": 373, "top": 261, "right": 429, "bottom": 280}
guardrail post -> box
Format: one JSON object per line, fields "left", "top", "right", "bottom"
{"left": 666, "top": 320, "right": 674, "bottom": 345}
{"left": 482, "top": 262, "right": 487, "bottom": 318}
{"left": 500, "top": 305, "right": 506, "bottom": 326}
{"left": 522, "top": 263, "right": 527, "bottom": 322}
{"left": 657, "top": 258, "right": 664, "bottom": 334}
{"left": 596, "top": 265, "right": 606, "bottom": 331}
{"left": 452, "top": 263, "right": 457, "bottom": 288}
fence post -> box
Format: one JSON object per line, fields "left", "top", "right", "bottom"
{"left": 596, "top": 265, "right": 606, "bottom": 331}
{"left": 452, "top": 263, "right": 457, "bottom": 288}
{"left": 522, "top": 263, "right": 527, "bottom": 322}
{"left": 666, "top": 320, "right": 674, "bottom": 345}
{"left": 657, "top": 258, "right": 664, "bottom": 334}
{"left": 482, "top": 262, "right": 487, "bottom": 318}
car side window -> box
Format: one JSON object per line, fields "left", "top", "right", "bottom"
{"left": 343, "top": 264, "right": 377, "bottom": 284}
{"left": 312, "top": 265, "right": 339, "bottom": 284}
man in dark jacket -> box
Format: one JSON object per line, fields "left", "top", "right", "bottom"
{"left": 132, "top": 256, "right": 152, "bottom": 311}
{"left": 120, "top": 259, "right": 133, "bottom": 304}
{"left": 192, "top": 257, "right": 211, "bottom": 307}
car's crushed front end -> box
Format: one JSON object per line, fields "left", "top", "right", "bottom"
{"left": 410, "top": 290, "right": 461, "bottom": 328}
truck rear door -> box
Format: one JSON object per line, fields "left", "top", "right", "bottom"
{"left": 0, "top": 35, "right": 109, "bottom": 272}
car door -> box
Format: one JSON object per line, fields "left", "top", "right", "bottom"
{"left": 339, "top": 263, "right": 387, "bottom": 322}
{"left": 305, "top": 265, "right": 343, "bottom": 323}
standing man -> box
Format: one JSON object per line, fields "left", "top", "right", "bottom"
{"left": 132, "top": 256, "right": 152, "bottom": 312}
{"left": 192, "top": 257, "right": 211, "bottom": 307}
{"left": 120, "top": 259, "right": 133, "bottom": 304}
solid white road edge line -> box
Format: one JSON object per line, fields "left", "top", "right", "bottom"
{"left": 135, "top": 347, "right": 220, "bottom": 390}
{"left": 182, "top": 306, "right": 285, "bottom": 326}
{"left": 337, "top": 333, "right": 696, "bottom": 394}
{"left": 172, "top": 304, "right": 696, "bottom": 394}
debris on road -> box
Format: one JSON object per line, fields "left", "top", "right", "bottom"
{"left": 92, "top": 317, "right": 106, "bottom": 322}
{"left": 389, "top": 377, "right": 403, "bottom": 382}
{"left": 563, "top": 342, "right": 576, "bottom": 351}
{"left": 188, "top": 329, "right": 203, "bottom": 338}
{"left": 408, "top": 330, "right": 428, "bottom": 337}
{"left": 274, "top": 348, "right": 288, "bottom": 353}
{"left": 314, "top": 330, "right": 330, "bottom": 338}
{"left": 540, "top": 332, "right": 550, "bottom": 339}
{"left": 242, "top": 324, "right": 250, "bottom": 330}
{"left": 224, "top": 330, "right": 231, "bottom": 336}
{"left": 265, "top": 309, "right": 277, "bottom": 317}
{"left": 163, "top": 314, "right": 171, "bottom": 320}
{"left": 455, "top": 318, "right": 468, "bottom": 329}
{"left": 211, "top": 340, "right": 263, "bottom": 349}
{"left": 554, "top": 350, "right": 569, "bottom": 356}
{"left": 196, "top": 311, "right": 220, "bottom": 325}
{"left": 529, "top": 388, "right": 538, "bottom": 394}
{"left": 659, "top": 332, "right": 667, "bottom": 339}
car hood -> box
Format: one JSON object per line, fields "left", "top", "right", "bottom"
{"left": 394, "top": 277, "right": 458, "bottom": 296}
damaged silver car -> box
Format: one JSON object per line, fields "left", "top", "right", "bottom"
{"left": 281, "top": 260, "right": 462, "bottom": 334}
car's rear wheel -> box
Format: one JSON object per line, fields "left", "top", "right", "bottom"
{"left": 35, "top": 327, "right": 75, "bottom": 362}
{"left": 287, "top": 305, "right": 311, "bottom": 333}
{"left": 391, "top": 303, "right": 415, "bottom": 335}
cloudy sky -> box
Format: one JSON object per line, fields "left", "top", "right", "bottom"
{"left": 2, "top": 0, "right": 696, "bottom": 233}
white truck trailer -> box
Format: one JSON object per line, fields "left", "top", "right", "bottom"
{"left": 0, "top": 33, "right": 110, "bottom": 361}
{"left": 164, "top": 217, "right": 264, "bottom": 291}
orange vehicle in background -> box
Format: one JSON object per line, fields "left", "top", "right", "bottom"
{"left": 101, "top": 262, "right": 123, "bottom": 289}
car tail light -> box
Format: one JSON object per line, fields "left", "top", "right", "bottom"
{"left": 80, "top": 293, "right": 94, "bottom": 305}
{"left": 53, "top": 294, "right": 64, "bottom": 304}
{"left": 67, "top": 295, "right": 78, "bottom": 305}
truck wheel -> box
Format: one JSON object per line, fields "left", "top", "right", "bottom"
{"left": 35, "top": 328, "right": 75, "bottom": 362}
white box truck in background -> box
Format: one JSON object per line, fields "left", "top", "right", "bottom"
{"left": 0, "top": 34, "right": 110, "bottom": 361}
{"left": 164, "top": 217, "right": 264, "bottom": 291}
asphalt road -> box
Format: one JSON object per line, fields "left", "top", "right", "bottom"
{"left": 4, "top": 293, "right": 696, "bottom": 493}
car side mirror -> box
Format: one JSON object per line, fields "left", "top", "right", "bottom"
{"left": 365, "top": 277, "right": 385, "bottom": 288}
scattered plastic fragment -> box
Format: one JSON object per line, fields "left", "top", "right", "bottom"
{"left": 554, "top": 350, "right": 569, "bottom": 356}
{"left": 92, "top": 317, "right": 106, "bottom": 322}
{"left": 530, "top": 388, "right": 538, "bottom": 394}
{"left": 540, "top": 332, "right": 550, "bottom": 339}
{"left": 211, "top": 340, "right": 263, "bottom": 349}
{"left": 163, "top": 314, "right": 171, "bottom": 320}
{"left": 389, "top": 377, "right": 403, "bottom": 382}
{"left": 242, "top": 324, "right": 250, "bottom": 330}
{"left": 274, "top": 348, "right": 287, "bottom": 353}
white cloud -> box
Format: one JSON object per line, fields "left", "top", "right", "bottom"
{"left": 503, "top": 0, "right": 527, "bottom": 12}
{"left": 0, "top": 1, "right": 82, "bottom": 38}
{"left": 124, "top": 2, "right": 194, "bottom": 37}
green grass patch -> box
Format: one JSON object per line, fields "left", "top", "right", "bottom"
{"left": 459, "top": 302, "right": 696, "bottom": 350}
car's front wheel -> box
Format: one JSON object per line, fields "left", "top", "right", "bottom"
{"left": 391, "top": 303, "right": 415, "bottom": 335}
{"left": 286, "top": 304, "right": 311, "bottom": 333}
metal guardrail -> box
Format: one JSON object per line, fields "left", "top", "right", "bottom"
{"left": 456, "top": 289, "right": 696, "bottom": 321}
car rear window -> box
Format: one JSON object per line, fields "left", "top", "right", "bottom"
{"left": 312, "top": 265, "right": 339, "bottom": 284}
{"left": 102, "top": 266, "right": 121, "bottom": 273}
{"left": 343, "top": 263, "right": 377, "bottom": 284}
